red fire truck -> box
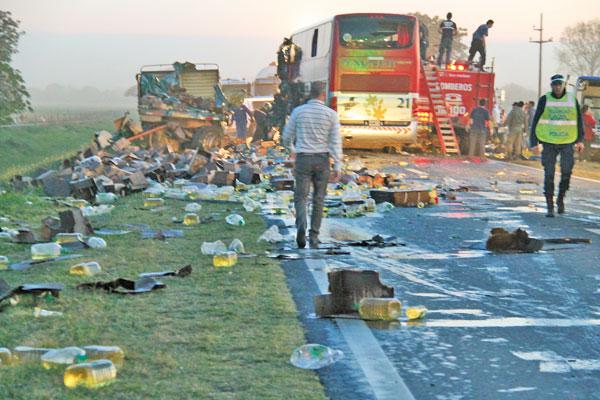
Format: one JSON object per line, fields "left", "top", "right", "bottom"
{"left": 285, "top": 13, "right": 496, "bottom": 154}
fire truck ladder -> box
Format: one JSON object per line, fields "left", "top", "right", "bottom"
{"left": 422, "top": 64, "right": 460, "bottom": 155}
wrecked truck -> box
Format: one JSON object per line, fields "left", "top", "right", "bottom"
{"left": 136, "top": 62, "right": 228, "bottom": 150}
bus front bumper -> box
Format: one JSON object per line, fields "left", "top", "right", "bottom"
{"left": 340, "top": 121, "right": 417, "bottom": 150}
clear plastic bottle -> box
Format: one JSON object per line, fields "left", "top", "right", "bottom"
{"left": 41, "top": 347, "right": 86, "bottom": 369}
{"left": 183, "top": 213, "right": 200, "bottom": 225}
{"left": 229, "top": 239, "right": 245, "bottom": 254}
{"left": 86, "top": 237, "right": 107, "bottom": 249}
{"left": 365, "top": 198, "right": 377, "bottom": 212}
{"left": 31, "top": 243, "right": 62, "bottom": 260}
{"left": 358, "top": 298, "right": 402, "bottom": 321}
{"left": 213, "top": 251, "right": 238, "bottom": 268}
{"left": 0, "top": 348, "right": 12, "bottom": 365}
{"left": 201, "top": 240, "right": 227, "bottom": 255}
{"left": 184, "top": 203, "right": 201, "bottom": 213}
{"left": 69, "top": 261, "right": 102, "bottom": 276}
{"left": 12, "top": 346, "right": 53, "bottom": 364}
{"left": 34, "top": 307, "right": 63, "bottom": 318}
{"left": 82, "top": 346, "right": 124, "bottom": 368}
{"left": 225, "top": 214, "right": 245, "bottom": 226}
{"left": 215, "top": 186, "right": 235, "bottom": 201}
{"left": 376, "top": 202, "right": 395, "bottom": 213}
{"left": 95, "top": 192, "right": 118, "bottom": 205}
{"left": 64, "top": 359, "right": 117, "bottom": 389}
{"left": 144, "top": 197, "right": 165, "bottom": 208}
{"left": 0, "top": 255, "right": 8, "bottom": 270}
{"left": 289, "top": 344, "right": 344, "bottom": 369}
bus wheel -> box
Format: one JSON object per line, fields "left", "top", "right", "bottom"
{"left": 383, "top": 146, "right": 400, "bottom": 154}
{"left": 190, "top": 126, "right": 225, "bottom": 151}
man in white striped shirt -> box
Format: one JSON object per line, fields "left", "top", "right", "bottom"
{"left": 283, "top": 81, "right": 343, "bottom": 248}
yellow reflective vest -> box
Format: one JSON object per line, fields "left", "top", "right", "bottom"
{"left": 535, "top": 91, "right": 578, "bottom": 144}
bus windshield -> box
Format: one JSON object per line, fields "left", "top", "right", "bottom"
{"left": 338, "top": 15, "right": 414, "bottom": 49}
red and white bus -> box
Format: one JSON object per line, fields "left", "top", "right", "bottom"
{"left": 290, "top": 13, "right": 420, "bottom": 150}
{"left": 288, "top": 13, "right": 496, "bottom": 152}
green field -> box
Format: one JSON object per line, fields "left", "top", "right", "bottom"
{"left": 0, "top": 122, "right": 113, "bottom": 182}
{"left": 0, "top": 122, "right": 326, "bottom": 399}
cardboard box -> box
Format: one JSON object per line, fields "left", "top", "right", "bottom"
{"left": 370, "top": 189, "right": 431, "bottom": 207}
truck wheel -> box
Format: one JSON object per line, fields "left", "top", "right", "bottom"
{"left": 190, "top": 126, "right": 225, "bottom": 150}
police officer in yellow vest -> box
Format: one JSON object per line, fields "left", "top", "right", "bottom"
{"left": 530, "top": 74, "right": 585, "bottom": 217}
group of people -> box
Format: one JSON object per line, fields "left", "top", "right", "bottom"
{"left": 419, "top": 12, "right": 494, "bottom": 70}
{"left": 231, "top": 101, "right": 273, "bottom": 144}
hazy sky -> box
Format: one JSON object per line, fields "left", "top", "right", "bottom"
{"left": 4, "top": 0, "right": 600, "bottom": 92}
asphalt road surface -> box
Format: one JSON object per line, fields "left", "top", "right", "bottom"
{"left": 281, "top": 156, "right": 600, "bottom": 400}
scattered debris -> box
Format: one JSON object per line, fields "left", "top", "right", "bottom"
{"left": 314, "top": 269, "right": 394, "bottom": 317}
{"left": 9, "top": 254, "right": 83, "bottom": 271}
{"left": 77, "top": 276, "right": 165, "bottom": 295}
{"left": 138, "top": 264, "right": 192, "bottom": 278}
{"left": 486, "top": 228, "right": 544, "bottom": 253}
{"left": 342, "top": 235, "right": 404, "bottom": 249}
{"left": 0, "top": 279, "right": 64, "bottom": 305}
{"left": 258, "top": 225, "right": 284, "bottom": 243}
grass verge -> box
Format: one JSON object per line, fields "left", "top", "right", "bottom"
{"left": 0, "top": 122, "right": 327, "bottom": 399}
{"left": 0, "top": 122, "right": 107, "bottom": 182}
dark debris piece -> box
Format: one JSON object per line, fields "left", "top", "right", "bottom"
{"left": 10, "top": 254, "right": 83, "bottom": 271}
{"left": 342, "top": 235, "right": 404, "bottom": 248}
{"left": 138, "top": 264, "right": 192, "bottom": 278}
{"left": 77, "top": 276, "right": 165, "bottom": 295}
{"left": 0, "top": 278, "right": 64, "bottom": 304}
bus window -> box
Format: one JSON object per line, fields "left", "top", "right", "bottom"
{"left": 311, "top": 29, "right": 319, "bottom": 57}
{"left": 338, "top": 15, "right": 414, "bottom": 49}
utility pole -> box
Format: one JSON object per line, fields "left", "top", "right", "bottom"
{"left": 529, "top": 13, "right": 553, "bottom": 99}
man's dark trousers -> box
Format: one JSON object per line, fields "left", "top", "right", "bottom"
{"left": 294, "top": 153, "right": 330, "bottom": 243}
{"left": 541, "top": 143, "right": 574, "bottom": 197}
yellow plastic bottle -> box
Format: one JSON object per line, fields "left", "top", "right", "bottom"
{"left": 31, "top": 243, "right": 62, "bottom": 260}
{"left": 143, "top": 189, "right": 163, "bottom": 199}
{"left": 213, "top": 251, "right": 238, "bottom": 268}
{"left": 70, "top": 199, "right": 89, "bottom": 208}
{"left": 55, "top": 233, "right": 84, "bottom": 245}
{"left": 82, "top": 346, "right": 125, "bottom": 368}
{"left": 64, "top": 359, "right": 117, "bottom": 389}
{"left": 143, "top": 198, "right": 165, "bottom": 208}
{"left": 69, "top": 261, "right": 102, "bottom": 276}
{"left": 0, "top": 255, "right": 8, "bottom": 270}
{"left": 358, "top": 298, "right": 402, "bottom": 321}
{"left": 0, "top": 348, "right": 12, "bottom": 365}
{"left": 12, "top": 346, "right": 53, "bottom": 364}
{"left": 183, "top": 213, "right": 200, "bottom": 225}
{"left": 406, "top": 306, "right": 428, "bottom": 320}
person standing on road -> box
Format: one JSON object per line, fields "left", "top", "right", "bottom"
{"left": 581, "top": 105, "right": 597, "bottom": 161}
{"left": 283, "top": 81, "right": 342, "bottom": 249}
{"left": 468, "top": 98, "right": 490, "bottom": 157}
{"left": 529, "top": 74, "right": 585, "bottom": 217}
{"left": 232, "top": 101, "right": 253, "bottom": 141}
{"left": 437, "top": 12, "right": 458, "bottom": 67}
{"left": 468, "top": 20, "right": 494, "bottom": 70}
{"left": 504, "top": 101, "right": 527, "bottom": 160}
{"left": 251, "top": 104, "right": 271, "bottom": 143}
